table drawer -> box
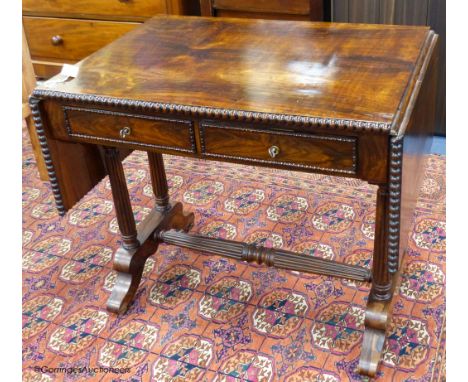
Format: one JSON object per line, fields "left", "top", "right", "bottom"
{"left": 23, "top": 16, "right": 138, "bottom": 62}
{"left": 213, "top": 0, "right": 310, "bottom": 15}
{"left": 200, "top": 124, "right": 357, "bottom": 174}
{"left": 23, "top": 0, "right": 167, "bottom": 20}
{"left": 63, "top": 107, "right": 196, "bottom": 153}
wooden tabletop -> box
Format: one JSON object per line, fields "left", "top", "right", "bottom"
{"left": 38, "top": 15, "right": 432, "bottom": 128}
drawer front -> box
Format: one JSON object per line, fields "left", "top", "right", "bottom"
{"left": 213, "top": 0, "right": 310, "bottom": 15}
{"left": 23, "top": 17, "right": 138, "bottom": 61}
{"left": 200, "top": 124, "right": 357, "bottom": 174}
{"left": 64, "top": 107, "right": 196, "bottom": 153}
{"left": 23, "top": 0, "right": 167, "bottom": 20}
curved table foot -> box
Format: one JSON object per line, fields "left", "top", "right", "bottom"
{"left": 358, "top": 296, "right": 391, "bottom": 377}
{"left": 107, "top": 202, "right": 194, "bottom": 314}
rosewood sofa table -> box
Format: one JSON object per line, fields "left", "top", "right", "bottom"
{"left": 31, "top": 15, "right": 438, "bottom": 377}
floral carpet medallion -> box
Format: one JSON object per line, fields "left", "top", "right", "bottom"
{"left": 22, "top": 186, "right": 41, "bottom": 207}
{"left": 183, "top": 180, "right": 224, "bottom": 205}
{"left": 199, "top": 276, "right": 253, "bottom": 323}
{"left": 293, "top": 241, "right": 335, "bottom": 260}
{"left": 31, "top": 196, "right": 57, "bottom": 220}
{"left": 224, "top": 188, "right": 265, "bottom": 215}
{"left": 266, "top": 195, "right": 308, "bottom": 222}
{"left": 22, "top": 250, "right": 61, "bottom": 273}
{"left": 246, "top": 231, "right": 283, "bottom": 249}
{"left": 152, "top": 334, "right": 213, "bottom": 381}
{"left": 311, "top": 302, "right": 364, "bottom": 354}
{"left": 29, "top": 236, "right": 71, "bottom": 259}
{"left": 412, "top": 218, "right": 446, "bottom": 252}
{"left": 284, "top": 366, "right": 340, "bottom": 382}
{"left": 360, "top": 210, "right": 376, "bottom": 240}
{"left": 149, "top": 264, "right": 201, "bottom": 309}
{"left": 23, "top": 230, "right": 33, "bottom": 246}
{"left": 47, "top": 308, "right": 108, "bottom": 356}
{"left": 200, "top": 220, "right": 237, "bottom": 240}
{"left": 21, "top": 124, "right": 445, "bottom": 381}
{"left": 23, "top": 369, "right": 55, "bottom": 382}
{"left": 59, "top": 245, "right": 113, "bottom": 284}
{"left": 383, "top": 315, "right": 430, "bottom": 370}
{"left": 311, "top": 202, "right": 356, "bottom": 232}
{"left": 99, "top": 320, "right": 159, "bottom": 368}
{"left": 253, "top": 289, "right": 308, "bottom": 338}
{"left": 214, "top": 350, "right": 274, "bottom": 382}
{"left": 68, "top": 198, "right": 113, "bottom": 227}
{"left": 22, "top": 295, "right": 64, "bottom": 340}
{"left": 399, "top": 261, "right": 445, "bottom": 302}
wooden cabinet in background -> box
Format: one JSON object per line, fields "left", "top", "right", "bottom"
{"left": 23, "top": 0, "right": 198, "bottom": 79}
{"left": 199, "top": 0, "right": 324, "bottom": 21}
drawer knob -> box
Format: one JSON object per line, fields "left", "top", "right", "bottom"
{"left": 268, "top": 145, "right": 280, "bottom": 158}
{"left": 51, "top": 35, "right": 63, "bottom": 46}
{"left": 119, "top": 127, "right": 131, "bottom": 139}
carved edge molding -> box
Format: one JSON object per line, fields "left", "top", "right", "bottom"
{"left": 29, "top": 96, "right": 66, "bottom": 216}
{"left": 32, "top": 89, "right": 392, "bottom": 133}
{"left": 63, "top": 106, "right": 197, "bottom": 154}
{"left": 387, "top": 136, "right": 403, "bottom": 273}
{"left": 199, "top": 122, "right": 357, "bottom": 175}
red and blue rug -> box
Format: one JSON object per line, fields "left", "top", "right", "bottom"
{"left": 22, "top": 127, "right": 446, "bottom": 382}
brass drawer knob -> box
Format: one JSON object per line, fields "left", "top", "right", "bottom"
{"left": 119, "top": 127, "right": 131, "bottom": 139}
{"left": 268, "top": 145, "right": 280, "bottom": 158}
{"left": 51, "top": 35, "right": 63, "bottom": 46}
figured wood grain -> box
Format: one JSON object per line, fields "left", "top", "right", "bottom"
{"left": 35, "top": 16, "right": 430, "bottom": 127}
{"left": 23, "top": 16, "right": 138, "bottom": 62}
{"left": 201, "top": 123, "right": 356, "bottom": 174}
{"left": 63, "top": 107, "right": 195, "bottom": 152}
{"left": 30, "top": 15, "right": 439, "bottom": 377}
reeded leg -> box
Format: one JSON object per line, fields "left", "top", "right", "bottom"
{"left": 148, "top": 152, "right": 170, "bottom": 211}
{"left": 359, "top": 185, "right": 394, "bottom": 377}
{"left": 104, "top": 147, "right": 139, "bottom": 250}
{"left": 105, "top": 148, "right": 194, "bottom": 314}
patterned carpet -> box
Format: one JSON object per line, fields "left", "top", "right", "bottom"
{"left": 22, "top": 126, "right": 446, "bottom": 382}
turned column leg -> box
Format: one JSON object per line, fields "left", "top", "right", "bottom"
{"left": 148, "top": 152, "right": 170, "bottom": 211}
{"left": 104, "top": 147, "right": 139, "bottom": 250}
{"left": 371, "top": 185, "right": 392, "bottom": 301}
{"left": 359, "top": 184, "right": 394, "bottom": 377}
{"left": 105, "top": 148, "right": 195, "bottom": 314}
{"left": 104, "top": 146, "right": 145, "bottom": 313}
